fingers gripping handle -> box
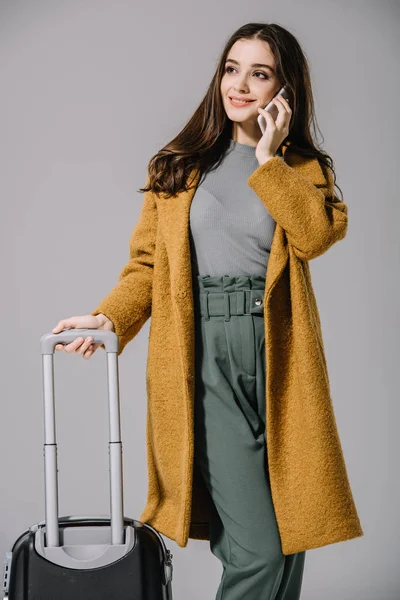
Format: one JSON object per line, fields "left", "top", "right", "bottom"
{"left": 39, "top": 329, "right": 124, "bottom": 548}
{"left": 40, "top": 329, "right": 119, "bottom": 354}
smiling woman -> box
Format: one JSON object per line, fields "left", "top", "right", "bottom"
{"left": 88, "top": 21, "right": 362, "bottom": 600}
{"left": 138, "top": 21, "right": 344, "bottom": 205}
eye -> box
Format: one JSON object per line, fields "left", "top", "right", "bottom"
{"left": 224, "top": 66, "right": 270, "bottom": 80}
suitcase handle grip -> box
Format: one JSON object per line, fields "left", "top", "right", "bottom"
{"left": 40, "top": 329, "right": 118, "bottom": 354}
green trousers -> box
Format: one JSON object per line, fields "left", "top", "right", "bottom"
{"left": 193, "top": 275, "right": 306, "bottom": 600}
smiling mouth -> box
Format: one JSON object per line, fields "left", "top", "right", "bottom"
{"left": 229, "top": 96, "right": 256, "bottom": 103}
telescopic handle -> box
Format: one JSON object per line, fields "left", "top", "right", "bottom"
{"left": 39, "top": 329, "right": 124, "bottom": 547}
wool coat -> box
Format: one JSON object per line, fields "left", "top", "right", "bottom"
{"left": 91, "top": 142, "right": 364, "bottom": 555}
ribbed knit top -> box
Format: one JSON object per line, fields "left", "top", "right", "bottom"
{"left": 189, "top": 138, "right": 277, "bottom": 277}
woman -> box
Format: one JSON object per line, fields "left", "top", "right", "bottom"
{"left": 53, "top": 22, "right": 363, "bottom": 600}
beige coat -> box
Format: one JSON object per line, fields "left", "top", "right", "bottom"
{"left": 91, "top": 143, "right": 364, "bottom": 555}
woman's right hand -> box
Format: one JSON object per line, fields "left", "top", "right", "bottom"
{"left": 52, "top": 313, "right": 115, "bottom": 359}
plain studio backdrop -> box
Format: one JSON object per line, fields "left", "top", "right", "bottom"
{"left": 0, "top": 1, "right": 398, "bottom": 598}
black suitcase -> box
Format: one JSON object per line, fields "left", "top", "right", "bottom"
{"left": 2, "top": 328, "right": 173, "bottom": 599}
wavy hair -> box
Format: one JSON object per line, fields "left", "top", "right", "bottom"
{"left": 138, "top": 22, "right": 343, "bottom": 202}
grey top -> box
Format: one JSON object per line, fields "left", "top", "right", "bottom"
{"left": 189, "top": 138, "right": 276, "bottom": 277}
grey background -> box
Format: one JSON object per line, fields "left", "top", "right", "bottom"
{"left": 1, "top": 1, "right": 398, "bottom": 598}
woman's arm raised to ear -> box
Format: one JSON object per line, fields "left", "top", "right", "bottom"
{"left": 247, "top": 154, "right": 348, "bottom": 261}
{"left": 91, "top": 176, "right": 158, "bottom": 355}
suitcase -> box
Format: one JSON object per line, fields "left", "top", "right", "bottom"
{"left": 2, "top": 328, "right": 174, "bottom": 599}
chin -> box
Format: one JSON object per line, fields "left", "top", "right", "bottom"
{"left": 227, "top": 113, "right": 254, "bottom": 123}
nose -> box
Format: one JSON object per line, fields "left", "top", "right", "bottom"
{"left": 233, "top": 74, "right": 250, "bottom": 93}
{"left": 234, "top": 83, "right": 250, "bottom": 93}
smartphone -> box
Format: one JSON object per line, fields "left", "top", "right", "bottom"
{"left": 257, "top": 84, "right": 290, "bottom": 134}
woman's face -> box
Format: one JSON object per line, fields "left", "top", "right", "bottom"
{"left": 220, "top": 38, "right": 281, "bottom": 129}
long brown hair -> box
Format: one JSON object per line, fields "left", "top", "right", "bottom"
{"left": 138, "top": 22, "right": 343, "bottom": 201}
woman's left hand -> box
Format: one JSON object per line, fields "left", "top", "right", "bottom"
{"left": 255, "top": 94, "right": 292, "bottom": 165}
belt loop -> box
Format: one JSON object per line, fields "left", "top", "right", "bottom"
{"left": 223, "top": 291, "right": 230, "bottom": 321}
{"left": 236, "top": 290, "right": 244, "bottom": 315}
{"left": 202, "top": 291, "right": 210, "bottom": 320}
{"left": 244, "top": 290, "right": 251, "bottom": 315}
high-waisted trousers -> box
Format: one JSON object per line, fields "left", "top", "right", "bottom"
{"left": 192, "top": 275, "right": 306, "bottom": 600}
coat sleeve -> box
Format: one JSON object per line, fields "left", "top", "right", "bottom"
{"left": 91, "top": 176, "right": 158, "bottom": 355}
{"left": 247, "top": 154, "right": 348, "bottom": 261}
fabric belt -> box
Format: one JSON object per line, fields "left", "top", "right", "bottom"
{"left": 197, "top": 289, "right": 265, "bottom": 321}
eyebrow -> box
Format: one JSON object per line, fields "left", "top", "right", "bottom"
{"left": 225, "top": 58, "right": 275, "bottom": 74}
